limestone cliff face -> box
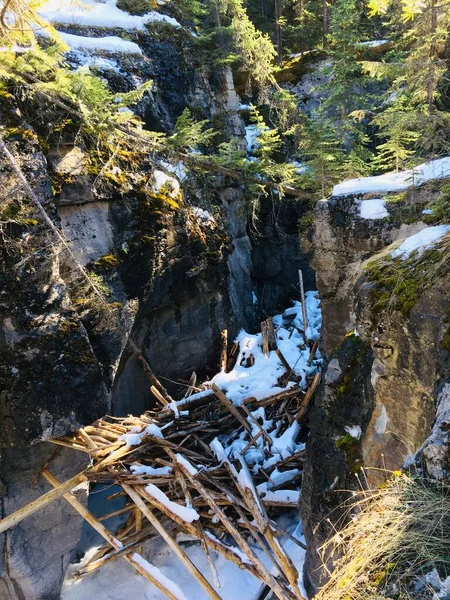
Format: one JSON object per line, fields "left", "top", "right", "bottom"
{"left": 300, "top": 184, "right": 450, "bottom": 593}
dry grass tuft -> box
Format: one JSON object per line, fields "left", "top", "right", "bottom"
{"left": 315, "top": 472, "right": 450, "bottom": 600}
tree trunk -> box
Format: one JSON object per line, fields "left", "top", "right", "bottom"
{"left": 426, "top": 0, "right": 437, "bottom": 112}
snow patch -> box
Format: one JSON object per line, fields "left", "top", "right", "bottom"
{"left": 245, "top": 124, "right": 259, "bottom": 154}
{"left": 359, "top": 198, "right": 389, "bottom": 220}
{"left": 332, "top": 156, "right": 450, "bottom": 197}
{"left": 145, "top": 484, "right": 200, "bottom": 523}
{"left": 38, "top": 0, "right": 182, "bottom": 30}
{"left": 391, "top": 225, "right": 450, "bottom": 259}
{"left": 344, "top": 425, "right": 362, "bottom": 439}
{"left": 120, "top": 423, "right": 163, "bottom": 446}
{"left": 53, "top": 30, "right": 142, "bottom": 54}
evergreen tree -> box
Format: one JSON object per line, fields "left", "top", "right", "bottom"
{"left": 216, "top": 0, "right": 277, "bottom": 92}
{"left": 371, "top": 98, "right": 420, "bottom": 171}
{"left": 299, "top": 117, "right": 342, "bottom": 197}
{"left": 364, "top": 0, "right": 450, "bottom": 157}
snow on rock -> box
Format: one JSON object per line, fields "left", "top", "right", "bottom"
{"left": 54, "top": 30, "right": 142, "bottom": 54}
{"left": 153, "top": 170, "right": 181, "bottom": 196}
{"left": 359, "top": 198, "right": 389, "bottom": 220}
{"left": 191, "top": 207, "right": 216, "bottom": 227}
{"left": 391, "top": 225, "right": 450, "bottom": 259}
{"left": 38, "top": 0, "right": 182, "bottom": 30}
{"left": 159, "top": 160, "right": 187, "bottom": 181}
{"left": 120, "top": 423, "right": 163, "bottom": 446}
{"left": 145, "top": 484, "right": 200, "bottom": 523}
{"left": 357, "top": 39, "right": 388, "bottom": 47}
{"left": 245, "top": 124, "right": 260, "bottom": 154}
{"left": 332, "top": 156, "right": 450, "bottom": 197}
{"left": 344, "top": 425, "right": 362, "bottom": 439}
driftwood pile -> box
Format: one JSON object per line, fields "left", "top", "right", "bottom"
{"left": 0, "top": 311, "right": 321, "bottom": 600}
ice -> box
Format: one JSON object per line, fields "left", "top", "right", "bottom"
{"left": 359, "top": 198, "right": 389, "bottom": 219}
{"left": 332, "top": 156, "right": 450, "bottom": 197}
{"left": 38, "top": 0, "right": 182, "bottom": 30}
{"left": 51, "top": 30, "right": 142, "bottom": 54}
{"left": 145, "top": 484, "right": 200, "bottom": 523}
{"left": 391, "top": 225, "right": 450, "bottom": 259}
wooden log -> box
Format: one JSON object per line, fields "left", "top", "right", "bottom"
{"left": 0, "top": 471, "right": 88, "bottom": 534}
{"left": 135, "top": 486, "right": 261, "bottom": 579}
{"left": 211, "top": 384, "right": 252, "bottom": 434}
{"left": 307, "top": 340, "right": 319, "bottom": 366}
{"left": 151, "top": 385, "right": 170, "bottom": 407}
{"left": 73, "top": 524, "right": 175, "bottom": 579}
{"left": 41, "top": 471, "right": 184, "bottom": 600}
{"left": 275, "top": 349, "right": 291, "bottom": 374}
{"left": 134, "top": 349, "right": 173, "bottom": 404}
{"left": 298, "top": 269, "right": 308, "bottom": 333}
{"left": 240, "top": 430, "right": 264, "bottom": 455}
{"left": 251, "top": 385, "right": 302, "bottom": 407}
{"left": 184, "top": 372, "right": 197, "bottom": 398}
{"left": 167, "top": 449, "right": 298, "bottom": 600}
{"left": 260, "top": 321, "right": 269, "bottom": 356}
{"left": 197, "top": 521, "right": 221, "bottom": 588}
{"left": 297, "top": 372, "right": 321, "bottom": 422}
{"left": 123, "top": 485, "right": 223, "bottom": 600}
{"left": 220, "top": 329, "right": 228, "bottom": 372}
{"left": 266, "top": 318, "right": 277, "bottom": 351}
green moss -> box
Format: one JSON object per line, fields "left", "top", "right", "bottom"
{"left": 336, "top": 433, "right": 362, "bottom": 473}
{"left": 94, "top": 253, "right": 121, "bottom": 272}
{"left": 422, "top": 183, "right": 450, "bottom": 224}
{"left": 116, "top": 0, "right": 156, "bottom": 14}
{"left": 441, "top": 311, "right": 450, "bottom": 352}
{"left": 366, "top": 238, "right": 449, "bottom": 316}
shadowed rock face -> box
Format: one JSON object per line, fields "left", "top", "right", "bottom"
{"left": 300, "top": 187, "right": 450, "bottom": 594}
{"left": 0, "top": 444, "right": 88, "bottom": 600}
{"left": 0, "top": 140, "right": 109, "bottom": 449}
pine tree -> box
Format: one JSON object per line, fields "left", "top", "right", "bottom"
{"left": 299, "top": 117, "right": 342, "bottom": 197}
{"left": 364, "top": 0, "right": 450, "bottom": 157}
{"left": 371, "top": 99, "right": 420, "bottom": 172}
{"left": 216, "top": 0, "right": 277, "bottom": 92}
{"left": 167, "top": 108, "right": 216, "bottom": 152}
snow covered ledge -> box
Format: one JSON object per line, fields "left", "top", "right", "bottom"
{"left": 332, "top": 156, "right": 450, "bottom": 197}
